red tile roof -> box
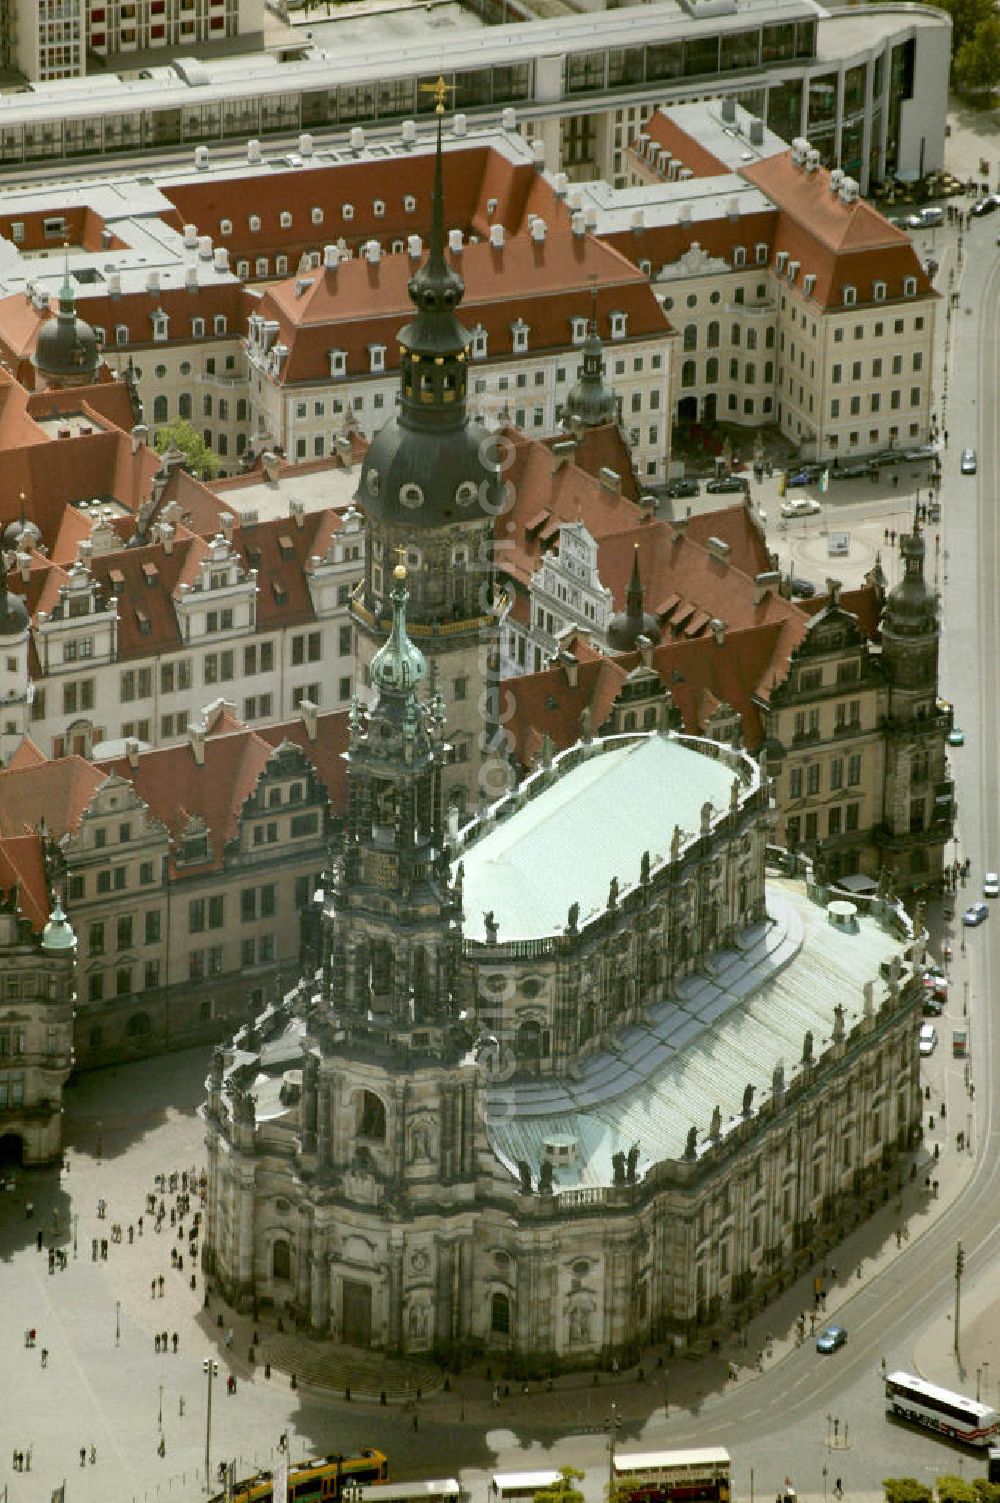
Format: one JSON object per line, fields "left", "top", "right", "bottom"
{"left": 546, "top": 422, "right": 642, "bottom": 503}
{"left": 257, "top": 232, "right": 668, "bottom": 384}
{"left": 0, "top": 755, "right": 107, "bottom": 839}
{"left": 257, "top": 708, "right": 350, "bottom": 817}
{"left": 636, "top": 111, "right": 730, "bottom": 179}
{"left": 0, "top": 831, "right": 50, "bottom": 933}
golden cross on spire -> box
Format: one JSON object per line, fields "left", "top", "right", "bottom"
{"left": 419, "top": 75, "right": 454, "bottom": 115}
{"left": 395, "top": 544, "right": 408, "bottom": 566}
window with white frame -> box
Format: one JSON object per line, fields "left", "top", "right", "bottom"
{"left": 404, "top": 194, "right": 416, "bottom": 212}
{"left": 511, "top": 320, "right": 529, "bottom": 354}
{"left": 755, "top": 243, "right": 768, "bottom": 264}
{"left": 152, "top": 311, "right": 168, "bottom": 341}
{"left": 373, "top": 199, "right": 385, "bottom": 217}
{"left": 610, "top": 311, "right": 627, "bottom": 338}
{"left": 237, "top": 261, "right": 249, "bottom": 279}
{"left": 843, "top": 286, "right": 856, "bottom": 306}
{"left": 873, "top": 280, "right": 886, "bottom": 301}
{"left": 903, "top": 276, "right": 917, "bottom": 297}
{"left": 733, "top": 246, "right": 746, "bottom": 267}
{"left": 279, "top": 210, "right": 292, "bottom": 228}
{"left": 249, "top": 214, "right": 261, "bottom": 232}
{"left": 342, "top": 203, "right": 354, "bottom": 221}
{"left": 571, "top": 316, "right": 588, "bottom": 345}
{"left": 255, "top": 257, "right": 268, "bottom": 277}
{"left": 220, "top": 218, "right": 232, "bottom": 236}
{"left": 472, "top": 327, "right": 487, "bottom": 359}
{"left": 213, "top": 314, "right": 227, "bottom": 335}
{"left": 192, "top": 316, "right": 205, "bottom": 337}
{"left": 276, "top": 256, "right": 288, "bottom": 275}
{"left": 369, "top": 345, "right": 386, "bottom": 374}
{"left": 329, "top": 348, "right": 347, "bottom": 377}
{"left": 311, "top": 206, "right": 323, "bottom": 225}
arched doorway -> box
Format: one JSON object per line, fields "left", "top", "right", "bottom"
{"left": 272, "top": 1238, "right": 291, "bottom": 1281}
{"left": 703, "top": 393, "right": 718, "bottom": 422}
{"left": 677, "top": 395, "right": 698, "bottom": 424}
{"left": 0, "top": 1132, "right": 25, "bottom": 1166}
{"left": 491, "top": 1291, "right": 511, "bottom": 1336}
{"left": 126, "top": 1012, "right": 152, "bottom": 1039}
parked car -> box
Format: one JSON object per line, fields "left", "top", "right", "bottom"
{"left": 923, "top": 972, "right": 948, "bottom": 1002}
{"left": 906, "top": 205, "right": 943, "bottom": 228}
{"left": 781, "top": 496, "right": 822, "bottom": 519}
{"left": 947, "top": 728, "right": 965, "bottom": 746}
{"left": 961, "top": 448, "right": 977, "bottom": 474}
{"left": 901, "top": 444, "right": 938, "bottom": 461}
{"left": 785, "top": 576, "right": 816, "bottom": 598}
{"left": 963, "top": 901, "right": 989, "bottom": 926}
{"left": 816, "top": 1325, "right": 848, "bottom": 1354}
{"left": 922, "top": 996, "right": 943, "bottom": 1018}
{"left": 706, "top": 475, "right": 748, "bottom": 494}
{"left": 972, "top": 194, "right": 999, "bottom": 216}
{"left": 872, "top": 449, "right": 902, "bottom": 467}
{"left": 832, "top": 462, "right": 868, "bottom": 480}
{"left": 665, "top": 477, "right": 700, "bottom": 499}
{"left": 787, "top": 470, "right": 813, "bottom": 487}
{"left": 984, "top": 872, "right": 999, "bottom": 899}
{"left": 918, "top": 1023, "right": 937, "bottom": 1056}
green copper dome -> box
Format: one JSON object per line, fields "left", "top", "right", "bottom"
{"left": 41, "top": 897, "right": 77, "bottom": 954}
{"left": 370, "top": 565, "right": 427, "bottom": 696}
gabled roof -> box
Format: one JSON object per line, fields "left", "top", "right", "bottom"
{"left": 640, "top": 111, "right": 730, "bottom": 179}
{"left": 87, "top": 530, "right": 208, "bottom": 660}
{"left": 0, "top": 831, "right": 50, "bottom": 933}
{"left": 547, "top": 422, "right": 642, "bottom": 503}
{"left": 257, "top": 708, "right": 350, "bottom": 818}
{"left": 230, "top": 510, "right": 340, "bottom": 632}
{"left": 0, "top": 754, "right": 107, "bottom": 839}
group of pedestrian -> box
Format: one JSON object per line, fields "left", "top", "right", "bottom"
{"left": 78, "top": 1446, "right": 97, "bottom": 1467}
{"left": 153, "top": 1331, "right": 180, "bottom": 1353}
{"left": 48, "top": 1245, "right": 69, "bottom": 1273}
{"left": 11, "top": 1447, "right": 31, "bottom": 1471}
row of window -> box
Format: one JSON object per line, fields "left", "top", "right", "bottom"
{"left": 151, "top": 393, "right": 247, "bottom": 424}
{"left": 832, "top": 353, "right": 922, "bottom": 382}
{"left": 787, "top": 752, "right": 863, "bottom": 798}
{"left": 786, "top": 803, "right": 862, "bottom": 843}
{"left": 89, "top": 910, "right": 160, "bottom": 955}
{"left": 682, "top": 322, "right": 776, "bottom": 352}
{"left": 105, "top": 313, "right": 229, "bottom": 347}
{"left": 830, "top": 390, "right": 923, "bottom": 418}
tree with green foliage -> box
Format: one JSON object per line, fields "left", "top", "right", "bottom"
{"left": 883, "top": 1482, "right": 933, "bottom": 1503}
{"left": 937, "top": 1477, "right": 977, "bottom": 1503}
{"left": 933, "top": 0, "right": 994, "bottom": 56}
{"left": 535, "top": 1469, "right": 585, "bottom": 1503}
{"left": 972, "top": 1483, "right": 1000, "bottom": 1503}
{"left": 954, "top": 15, "right": 1000, "bottom": 92}
{"left": 153, "top": 418, "right": 221, "bottom": 480}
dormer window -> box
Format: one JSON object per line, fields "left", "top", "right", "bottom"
{"left": 776, "top": 250, "right": 788, "bottom": 273}
{"left": 255, "top": 257, "right": 268, "bottom": 277}
{"left": 249, "top": 214, "right": 261, "bottom": 232}
{"left": 192, "top": 316, "right": 205, "bottom": 337}
{"left": 873, "top": 280, "right": 886, "bottom": 301}
{"left": 219, "top": 218, "right": 232, "bottom": 236}
{"left": 472, "top": 327, "right": 487, "bottom": 359}
{"left": 400, "top": 483, "right": 424, "bottom": 509}
{"left": 733, "top": 246, "right": 746, "bottom": 267}
{"left": 280, "top": 210, "right": 292, "bottom": 228}
{"left": 342, "top": 203, "right": 354, "bottom": 221}
{"left": 373, "top": 198, "right": 385, "bottom": 217}
{"left": 843, "top": 285, "right": 856, "bottom": 306}
{"left": 152, "top": 311, "right": 168, "bottom": 341}
{"left": 903, "top": 276, "right": 917, "bottom": 297}
{"left": 276, "top": 255, "right": 288, "bottom": 275}
{"left": 115, "top": 324, "right": 129, "bottom": 346}
{"left": 571, "top": 316, "right": 588, "bottom": 345}
{"left": 610, "top": 311, "right": 627, "bottom": 339}
{"left": 369, "top": 344, "right": 386, "bottom": 374}
{"left": 213, "top": 314, "right": 227, "bottom": 335}
{"left": 404, "top": 194, "right": 416, "bottom": 212}
{"left": 311, "top": 207, "right": 324, "bottom": 226}
{"left": 755, "top": 242, "right": 768, "bottom": 264}
{"left": 511, "top": 319, "right": 529, "bottom": 354}
{"left": 329, "top": 348, "right": 347, "bottom": 377}
{"left": 788, "top": 260, "right": 800, "bottom": 282}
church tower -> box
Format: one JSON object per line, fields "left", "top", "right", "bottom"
{"left": 351, "top": 90, "right": 506, "bottom": 816}
{"left": 877, "top": 516, "right": 951, "bottom": 889}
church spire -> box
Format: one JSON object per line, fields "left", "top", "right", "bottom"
{"left": 626, "top": 544, "right": 644, "bottom": 623}
{"left": 562, "top": 287, "right": 618, "bottom": 429}
{"left": 369, "top": 562, "right": 427, "bottom": 702}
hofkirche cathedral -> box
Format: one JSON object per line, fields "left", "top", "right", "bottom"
{"left": 203, "top": 104, "right": 927, "bottom": 1362}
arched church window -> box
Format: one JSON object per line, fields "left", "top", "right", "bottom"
{"left": 516, "top": 1020, "right": 542, "bottom": 1060}
{"left": 272, "top": 1239, "right": 291, "bottom": 1280}
{"left": 491, "top": 1292, "right": 511, "bottom": 1334}
{"left": 357, "top": 1090, "right": 386, "bottom": 1141}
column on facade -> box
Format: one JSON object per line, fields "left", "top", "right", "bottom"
{"left": 233, "top": 1166, "right": 257, "bottom": 1304}
{"left": 435, "top": 1238, "right": 454, "bottom": 1346}
{"left": 388, "top": 1239, "right": 404, "bottom": 1352}
{"left": 309, "top": 1220, "right": 330, "bottom": 1334}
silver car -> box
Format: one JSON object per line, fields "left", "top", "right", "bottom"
{"left": 961, "top": 448, "right": 977, "bottom": 474}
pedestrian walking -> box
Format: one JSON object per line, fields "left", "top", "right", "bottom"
{"left": 179, "top": 1396, "right": 185, "bottom": 1417}
{"left": 155, "top": 1334, "right": 161, "bottom": 1353}
{"left": 138, "top": 1216, "right": 144, "bottom": 1235}
{"left": 225, "top": 1327, "right": 234, "bottom": 1350}
{"left": 37, "top": 1229, "right": 43, "bottom": 1252}
{"left": 40, "top": 1347, "right": 48, "bottom": 1367}
{"left": 151, "top": 1278, "right": 156, "bottom": 1298}
{"left": 101, "top": 1239, "right": 108, "bottom": 1260}
{"left": 158, "top": 1274, "right": 165, "bottom": 1296}
{"left": 80, "top": 1447, "right": 87, "bottom": 1467}
{"left": 128, "top": 1224, "right": 134, "bottom": 1244}
{"left": 157, "top": 1436, "right": 165, "bottom": 1458}
{"left": 90, "top": 1445, "right": 97, "bottom": 1465}
{"left": 161, "top": 1330, "right": 168, "bottom": 1351}
{"left": 172, "top": 1331, "right": 179, "bottom": 1353}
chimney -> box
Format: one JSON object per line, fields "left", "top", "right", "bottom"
{"left": 146, "top": 269, "right": 160, "bottom": 293}
{"left": 349, "top": 126, "right": 365, "bottom": 153}
{"left": 183, "top": 223, "right": 198, "bottom": 249}
{"left": 323, "top": 244, "right": 339, "bottom": 269}
{"left": 531, "top": 218, "right": 547, "bottom": 243}
{"left": 214, "top": 247, "right": 229, "bottom": 272}
{"left": 710, "top": 618, "right": 726, "bottom": 646}
{"left": 125, "top": 736, "right": 140, "bottom": 770}
{"left": 299, "top": 131, "right": 314, "bottom": 157}
{"left": 195, "top": 145, "right": 209, "bottom": 170}
{"left": 707, "top": 536, "right": 731, "bottom": 561}
{"left": 401, "top": 119, "right": 416, "bottom": 146}
{"left": 560, "top": 652, "right": 578, "bottom": 689}
{"left": 571, "top": 211, "right": 585, "bottom": 238}
{"left": 160, "top": 522, "right": 175, "bottom": 555}
{"left": 247, "top": 138, "right": 262, "bottom": 164}
{"left": 502, "top": 107, "right": 516, "bottom": 131}
{"left": 219, "top": 512, "right": 234, "bottom": 540}
{"left": 407, "top": 234, "right": 423, "bottom": 260}
{"left": 585, "top": 206, "right": 598, "bottom": 231}
{"left": 289, "top": 497, "right": 305, "bottom": 529}
{"left": 131, "top": 422, "right": 148, "bottom": 454}
{"left": 299, "top": 697, "right": 318, "bottom": 742}
{"left": 599, "top": 467, "right": 621, "bottom": 495}
{"left": 630, "top": 207, "right": 645, "bottom": 232}
{"left": 754, "top": 569, "right": 781, "bottom": 605}
{"left": 720, "top": 96, "right": 737, "bottom": 124}
{"left": 553, "top": 172, "right": 569, "bottom": 197}
{"left": 531, "top": 139, "right": 545, "bottom": 168}
{"left": 198, "top": 236, "right": 213, "bottom": 260}
{"left": 489, "top": 224, "right": 505, "bottom": 249}
{"left": 453, "top": 112, "right": 467, "bottom": 137}
{"left": 188, "top": 721, "right": 206, "bottom": 766}
{"left": 18, "top": 551, "right": 31, "bottom": 584}
{"left": 749, "top": 118, "right": 764, "bottom": 147}
{"left": 262, "top": 451, "right": 280, "bottom": 482}
{"left": 185, "top": 265, "right": 198, "bottom": 292}
{"left": 826, "top": 577, "right": 842, "bottom": 606}
{"left": 636, "top": 633, "right": 653, "bottom": 669}
{"left": 448, "top": 228, "right": 463, "bottom": 254}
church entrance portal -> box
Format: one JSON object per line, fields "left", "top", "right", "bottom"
{"left": 342, "top": 1280, "right": 373, "bottom": 1347}
{"left": 0, "top": 1132, "right": 25, "bottom": 1166}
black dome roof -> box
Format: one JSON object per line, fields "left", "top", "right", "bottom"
{"left": 359, "top": 415, "right": 497, "bottom": 528}
{"left": 34, "top": 273, "right": 99, "bottom": 381}
{"left": 0, "top": 555, "right": 29, "bottom": 638}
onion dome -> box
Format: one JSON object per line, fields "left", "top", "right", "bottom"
{"left": 370, "top": 565, "right": 427, "bottom": 696}
{"left": 34, "top": 269, "right": 99, "bottom": 385}
{"left": 563, "top": 318, "right": 618, "bottom": 428}
{"left": 884, "top": 523, "right": 935, "bottom": 636}
{"left": 0, "top": 549, "right": 29, "bottom": 638}
{"left": 41, "top": 897, "right": 77, "bottom": 954}
{"left": 608, "top": 546, "right": 661, "bottom": 651}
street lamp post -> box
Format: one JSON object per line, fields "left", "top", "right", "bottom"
{"left": 607, "top": 1401, "right": 621, "bottom": 1496}
{"left": 158, "top": 1384, "right": 163, "bottom": 1427}
{"left": 115, "top": 1300, "right": 121, "bottom": 1348}
{"left": 73, "top": 1213, "right": 78, "bottom": 1259}
{"left": 203, "top": 1357, "right": 218, "bottom": 1492}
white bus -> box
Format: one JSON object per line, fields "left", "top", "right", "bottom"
{"left": 490, "top": 1475, "right": 562, "bottom": 1503}
{"left": 612, "top": 1448, "right": 732, "bottom": 1502}
{"left": 886, "top": 1370, "right": 1000, "bottom": 1447}
{"left": 365, "top": 1483, "right": 461, "bottom": 1503}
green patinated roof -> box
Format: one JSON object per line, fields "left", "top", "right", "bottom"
{"left": 459, "top": 734, "right": 739, "bottom": 943}
{"left": 487, "top": 880, "right": 910, "bottom": 1189}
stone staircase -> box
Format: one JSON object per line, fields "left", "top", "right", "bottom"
{"left": 263, "top": 1332, "right": 443, "bottom": 1401}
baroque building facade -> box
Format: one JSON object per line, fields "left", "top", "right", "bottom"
{"left": 203, "top": 554, "right": 926, "bottom": 1361}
